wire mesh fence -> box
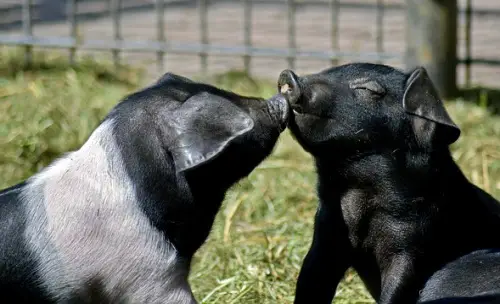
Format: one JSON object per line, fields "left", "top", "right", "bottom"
{"left": 0, "top": 0, "right": 499, "bottom": 88}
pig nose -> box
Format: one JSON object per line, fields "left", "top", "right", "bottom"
{"left": 267, "top": 93, "right": 290, "bottom": 132}
{"left": 278, "top": 69, "right": 301, "bottom": 105}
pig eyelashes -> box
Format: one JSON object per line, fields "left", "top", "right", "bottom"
{"left": 348, "top": 78, "right": 386, "bottom": 97}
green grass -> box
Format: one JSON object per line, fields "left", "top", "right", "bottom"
{"left": 0, "top": 49, "right": 499, "bottom": 304}
{"left": 0, "top": 48, "right": 142, "bottom": 184}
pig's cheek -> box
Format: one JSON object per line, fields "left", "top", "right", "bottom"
{"left": 295, "top": 115, "right": 335, "bottom": 144}
{"left": 288, "top": 115, "right": 310, "bottom": 141}
{"left": 294, "top": 115, "right": 314, "bottom": 133}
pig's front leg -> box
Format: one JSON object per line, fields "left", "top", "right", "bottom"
{"left": 378, "top": 254, "right": 421, "bottom": 304}
{"left": 294, "top": 202, "right": 352, "bottom": 304}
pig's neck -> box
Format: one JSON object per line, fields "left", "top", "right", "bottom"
{"left": 315, "top": 149, "right": 467, "bottom": 207}
{"left": 314, "top": 148, "right": 500, "bottom": 249}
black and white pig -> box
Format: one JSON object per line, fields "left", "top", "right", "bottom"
{"left": 0, "top": 72, "right": 290, "bottom": 303}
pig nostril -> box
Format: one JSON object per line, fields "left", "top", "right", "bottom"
{"left": 280, "top": 84, "right": 292, "bottom": 94}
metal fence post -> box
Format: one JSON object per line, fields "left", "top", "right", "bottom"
{"left": 287, "top": 0, "right": 296, "bottom": 70}
{"left": 243, "top": 0, "right": 252, "bottom": 74}
{"left": 376, "top": 0, "right": 384, "bottom": 64}
{"left": 330, "top": 0, "right": 339, "bottom": 66}
{"left": 464, "top": 0, "right": 472, "bottom": 87}
{"left": 199, "top": 0, "right": 208, "bottom": 76}
{"left": 22, "top": 0, "right": 33, "bottom": 67}
{"left": 405, "top": 0, "right": 458, "bottom": 98}
{"left": 68, "top": 0, "right": 77, "bottom": 65}
{"left": 156, "top": 0, "right": 166, "bottom": 73}
{"left": 111, "top": 0, "right": 122, "bottom": 68}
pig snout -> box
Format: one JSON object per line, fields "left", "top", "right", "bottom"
{"left": 267, "top": 93, "right": 290, "bottom": 132}
{"left": 278, "top": 69, "right": 301, "bottom": 106}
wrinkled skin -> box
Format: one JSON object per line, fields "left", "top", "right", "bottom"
{"left": 278, "top": 63, "right": 500, "bottom": 304}
{"left": 0, "top": 72, "right": 289, "bottom": 303}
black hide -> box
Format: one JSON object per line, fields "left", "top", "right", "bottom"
{"left": 278, "top": 63, "right": 500, "bottom": 304}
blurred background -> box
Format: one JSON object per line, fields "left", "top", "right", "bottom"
{"left": 2, "top": 0, "right": 500, "bottom": 90}
{"left": 0, "top": 1, "right": 499, "bottom": 303}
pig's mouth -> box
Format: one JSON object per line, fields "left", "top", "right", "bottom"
{"left": 267, "top": 94, "right": 290, "bottom": 132}
{"left": 290, "top": 104, "right": 333, "bottom": 121}
{"left": 292, "top": 106, "right": 304, "bottom": 116}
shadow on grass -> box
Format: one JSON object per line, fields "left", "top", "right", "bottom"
{"left": 458, "top": 87, "right": 500, "bottom": 116}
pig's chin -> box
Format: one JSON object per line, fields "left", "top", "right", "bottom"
{"left": 289, "top": 111, "right": 335, "bottom": 153}
{"left": 288, "top": 112, "right": 316, "bottom": 152}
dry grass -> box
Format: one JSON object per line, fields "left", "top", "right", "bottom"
{"left": 0, "top": 49, "right": 498, "bottom": 303}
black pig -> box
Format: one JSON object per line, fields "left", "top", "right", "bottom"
{"left": 278, "top": 63, "right": 500, "bottom": 304}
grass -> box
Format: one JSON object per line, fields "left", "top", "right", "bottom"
{"left": 0, "top": 48, "right": 499, "bottom": 304}
{"left": 0, "top": 48, "right": 142, "bottom": 184}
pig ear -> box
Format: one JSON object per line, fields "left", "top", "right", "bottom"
{"left": 167, "top": 92, "right": 254, "bottom": 173}
{"left": 402, "top": 67, "right": 461, "bottom": 147}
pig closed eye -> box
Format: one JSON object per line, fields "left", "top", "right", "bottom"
{"left": 349, "top": 79, "right": 386, "bottom": 98}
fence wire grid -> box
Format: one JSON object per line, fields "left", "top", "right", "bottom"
{"left": 0, "top": 0, "right": 500, "bottom": 87}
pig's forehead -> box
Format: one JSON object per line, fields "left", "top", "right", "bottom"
{"left": 312, "top": 64, "right": 406, "bottom": 85}
{"left": 325, "top": 63, "right": 400, "bottom": 76}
